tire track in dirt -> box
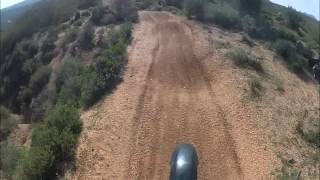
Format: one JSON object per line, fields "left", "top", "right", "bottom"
{"left": 125, "top": 12, "right": 241, "bottom": 180}
{"left": 72, "top": 11, "right": 278, "bottom": 180}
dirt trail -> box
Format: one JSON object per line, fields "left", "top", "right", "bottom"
{"left": 72, "top": 11, "right": 278, "bottom": 180}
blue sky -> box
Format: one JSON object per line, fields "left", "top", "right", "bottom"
{"left": 1, "top": 0, "right": 24, "bottom": 9}
{"left": 1, "top": 0, "right": 320, "bottom": 20}
{"left": 270, "top": 0, "right": 320, "bottom": 20}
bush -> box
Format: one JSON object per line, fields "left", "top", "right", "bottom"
{"left": 276, "top": 161, "right": 300, "bottom": 180}
{"left": 0, "top": 106, "right": 17, "bottom": 140}
{"left": 78, "top": 0, "right": 98, "bottom": 9}
{"left": 100, "top": 13, "right": 117, "bottom": 25}
{"left": 22, "top": 58, "right": 40, "bottom": 75}
{"left": 16, "top": 104, "right": 82, "bottom": 179}
{"left": 0, "top": 141, "right": 24, "bottom": 179}
{"left": 111, "top": 0, "right": 138, "bottom": 22}
{"left": 183, "top": 0, "right": 206, "bottom": 20}
{"left": 41, "top": 29, "right": 58, "bottom": 54}
{"left": 274, "top": 40, "right": 309, "bottom": 75}
{"left": 239, "top": 0, "right": 262, "bottom": 14}
{"left": 274, "top": 40, "right": 296, "bottom": 59}
{"left": 274, "top": 26, "right": 299, "bottom": 42}
{"left": 274, "top": 40, "right": 296, "bottom": 60}
{"left": 249, "top": 76, "right": 264, "bottom": 98}
{"left": 204, "top": 3, "right": 241, "bottom": 29}
{"left": 81, "top": 23, "right": 132, "bottom": 107}
{"left": 229, "top": 48, "right": 264, "bottom": 73}
{"left": 297, "top": 120, "right": 320, "bottom": 147}
{"left": 62, "top": 28, "right": 78, "bottom": 48}
{"left": 15, "top": 146, "right": 56, "bottom": 180}
{"left": 166, "top": 0, "right": 184, "bottom": 8}
{"left": 33, "top": 104, "right": 82, "bottom": 159}
{"left": 79, "top": 70, "right": 100, "bottom": 106}
{"left": 246, "top": 17, "right": 278, "bottom": 40}
{"left": 287, "top": 7, "right": 303, "bottom": 30}
{"left": 29, "top": 66, "right": 52, "bottom": 97}
{"left": 91, "top": 5, "right": 105, "bottom": 25}
{"left": 136, "top": 0, "right": 156, "bottom": 9}
{"left": 303, "top": 130, "right": 320, "bottom": 147}
{"left": 78, "top": 22, "right": 94, "bottom": 49}
{"left": 55, "top": 59, "right": 83, "bottom": 92}
{"left": 57, "top": 76, "right": 83, "bottom": 107}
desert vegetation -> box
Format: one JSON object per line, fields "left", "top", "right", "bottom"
{"left": 229, "top": 48, "right": 264, "bottom": 73}
{"left": 0, "top": 0, "right": 319, "bottom": 179}
{"left": 0, "top": 0, "right": 135, "bottom": 179}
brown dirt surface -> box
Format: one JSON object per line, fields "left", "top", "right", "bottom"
{"left": 71, "top": 11, "right": 280, "bottom": 180}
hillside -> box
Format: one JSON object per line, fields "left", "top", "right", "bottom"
{"left": 0, "top": 0, "right": 319, "bottom": 179}
{"left": 0, "top": 0, "right": 41, "bottom": 30}
{"left": 1, "top": 0, "right": 40, "bottom": 26}
{"left": 71, "top": 11, "right": 319, "bottom": 180}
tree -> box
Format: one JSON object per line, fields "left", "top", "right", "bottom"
{"left": 111, "top": 0, "right": 138, "bottom": 22}
{"left": 239, "top": 0, "right": 262, "bottom": 14}
{"left": 184, "top": 0, "right": 206, "bottom": 20}
{"left": 287, "top": 7, "right": 303, "bottom": 30}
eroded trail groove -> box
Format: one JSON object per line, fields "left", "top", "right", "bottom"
{"left": 72, "top": 11, "right": 278, "bottom": 180}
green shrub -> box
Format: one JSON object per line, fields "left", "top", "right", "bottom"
{"left": 56, "top": 24, "right": 132, "bottom": 107}
{"left": 287, "top": 7, "right": 303, "bottom": 30}
{"left": 239, "top": 0, "right": 262, "bottom": 14}
{"left": 0, "top": 141, "right": 24, "bottom": 179}
{"left": 29, "top": 66, "right": 52, "bottom": 97}
{"left": 80, "top": 23, "right": 132, "bottom": 107}
{"left": 246, "top": 17, "right": 278, "bottom": 40}
{"left": 16, "top": 104, "right": 82, "bottom": 179}
{"left": 41, "top": 29, "right": 58, "bottom": 54}
{"left": 78, "top": 22, "right": 94, "bottom": 49}
{"left": 249, "top": 76, "right": 264, "bottom": 98}
{"left": 274, "top": 40, "right": 310, "bottom": 75}
{"left": 297, "top": 120, "right": 320, "bottom": 147}
{"left": 136, "top": 0, "right": 156, "bottom": 9}
{"left": 303, "top": 130, "right": 320, "bottom": 147}
{"left": 100, "top": 13, "right": 117, "bottom": 25}
{"left": 274, "top": 26, "right": 299, "bottom": 42}
{"left": 91, "top": 5, "right": 105, "bottom": 25}
{"left": 0, "top": 106, "right": 17, "bottom": 140}
{"left": 22, "top": 58, "right": 40, "bottom": 75}
{"left": 274, "top": 40, "right": 296, "bottom": 59}
{"left": 204, "top": 3, "right": 241, "bottom": 29}
{"left": 111, "top": 0, "right": 138, "bottom": 22}
{"left": 56, "top": 59, "right": 84, "bottom": 92}
{"left": 183, "top": 0, "right": 206, "bottom": 20}
{"left": 276, "top": 161, "right": 300, "bottom": 180}
{"left": 62, "top": 28, "right": 78, "bottom": 48}
{"left": 166, "top": 0, "right": 184, "bottom": 8}
{"left": 15, "top": 146, "right": 56, "bottom": 180}
{"left": 229, "top": 48, "right": 264, "bottom": 73}
{"left": 57, "top": 76, "right": 83, "bottom": 107}
{"left": 33, "top": 104, "right": 81, "bottom": 158}
{"left": 78, "top": 0, "right": 98, "bottom": 9}
{"left": 79, "top": 70, "right": 100, "bottom": 107}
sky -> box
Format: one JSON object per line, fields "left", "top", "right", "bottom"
{"left": 1, "top": 0, "right": 24, "bottom": 9}
{"left": 0, "top": 0, "right": 320, "bottom": 20}
{"left": 270, "top": 0, "right": 319, "bottom": 20}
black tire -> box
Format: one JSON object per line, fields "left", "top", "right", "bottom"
{"left": 170, "top": 144, "right": 198, "bottom": 180}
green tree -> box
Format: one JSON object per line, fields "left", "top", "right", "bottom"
{"left": 287, "top": 7, "right": 303, "bottom": 30}
{"left": 184, "top": 0, "right": 206, "bottom": 20}
{"left": 239, "top": 0, "right": 262, "bottom": 14}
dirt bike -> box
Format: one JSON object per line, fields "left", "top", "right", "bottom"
{"left": 170, "top": 144, "right": 198, "bottom": 180}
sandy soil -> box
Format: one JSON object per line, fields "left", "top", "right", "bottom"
{"left": 71, "top": 11, "right": 279, "bottom": 180}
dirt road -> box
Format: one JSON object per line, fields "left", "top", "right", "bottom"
{"left": 72, "top": 12, "right": 278, "bottom": 180}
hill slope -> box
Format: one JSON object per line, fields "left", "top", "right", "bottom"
{"left": 71, "top": 11, "right": 284, "bottom": 179}
{"left": 0, "top": 0, "right": 41, "bottom": 30}
{"left": 1, "top": 0, "right": 319, "bottom": 179}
